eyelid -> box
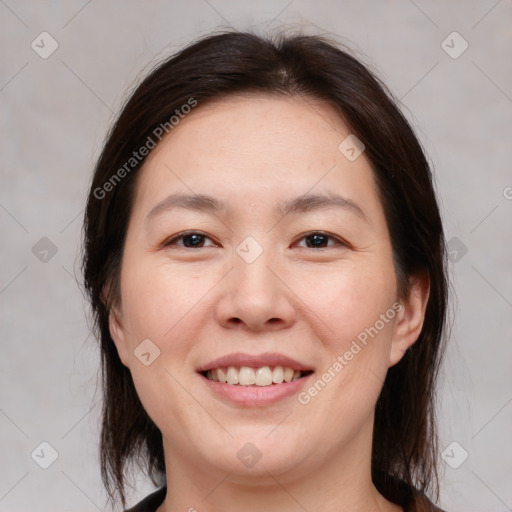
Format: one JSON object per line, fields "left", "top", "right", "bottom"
{"left": 292, "top": 231, "right": 350, "bottom": 249}
{"left": 162, "top": 230, "right": 350, "bottom": 250}
{"left": 161, "top": 230, "right": 218, "bottom": 249}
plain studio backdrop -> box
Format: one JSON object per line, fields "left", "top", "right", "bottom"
{"left": 1, "top": 1, "right": 511, "bottom": 511}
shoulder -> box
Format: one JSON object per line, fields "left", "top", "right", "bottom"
{"left": 122, "top": 484, "right": 447, "bottom": 512}
{"left": 123, "top": 487, "right": 166, "bottom": 512}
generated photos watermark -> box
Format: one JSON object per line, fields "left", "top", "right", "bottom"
{"left": 93, "top": 97, "right": 198, "bottom": 200}
{"left": 298, "top": 301, "right": 404, "bottom": 405}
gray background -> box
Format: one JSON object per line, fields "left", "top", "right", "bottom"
{"left": 1, "top": 1, "right": 511, "bottom": 511}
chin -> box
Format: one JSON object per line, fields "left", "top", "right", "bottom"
{"left": 197, "top": 428, "right": 311, "bottom": 479}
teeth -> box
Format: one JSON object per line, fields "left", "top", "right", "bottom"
{"left": 255, "top": 366, "right": 273, "bottom": 386}
{"left": 283, "top": 367, "right": 294, "bottom": 383}
{"left": 239, "top": 367, "right": 255, "bottom": 386}
{"left": 272, "top": 366, "right": 284, "bottom": 383}
{"left": 217, "top": 368, "right": 227, "bottom": 384}
{"left": 206, "top": 366, "right": 307, "bottom": 386}
{"left": 226, "top": 366, "right": 238, "bottom": 385}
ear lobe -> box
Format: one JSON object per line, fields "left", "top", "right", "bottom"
{"left": 389, "top": 272, "right": 430, "bottom": 367}
{"left": 108, "top": 304, "right": 131, "bottom": 368}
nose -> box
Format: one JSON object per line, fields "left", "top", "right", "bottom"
{"left": 215, "top": 248, "right": 296, "bottom": 332}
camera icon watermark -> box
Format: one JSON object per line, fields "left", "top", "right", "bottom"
{"left": 441, "top": 441, "right": 469, "bottom": 469}
{"left": 32, "top": 237, "right": 58, "bottom": 263}
{"left": 31, "top": 31, "right": 59, "bottom": 59}
{"left": 134, "top": 338, "right": 161, "bottom": 366}
{"left": 237, "top": 442, "right": 262, "bottom": 468}
{"left": 31, "top": 441, "right": 59, "bottom": 469}
{"left": 441, "top": 31, "right": 469, "bottom": 59}
{"left": 236, "top": 236, "right": 263, "bottom": 264}
{"left": 338, "top": 134, "right": 365, "bottom": 162}
{"left": 447, "top": 236, "right": 468, "bottom": 263}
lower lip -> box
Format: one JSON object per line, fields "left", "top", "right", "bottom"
{"left": 200, "top": 373, "right": 313, "bottom": 407}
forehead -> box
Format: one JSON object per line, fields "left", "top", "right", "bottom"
{"left": 131, "top": 94, "right": 380, "bottom": 222}
{"left": 145, "top": 93, "right": 350, "bottom": 167}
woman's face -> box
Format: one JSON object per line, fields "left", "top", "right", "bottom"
{"left": 109, "top": 94, "right": 426, "bottom": 483}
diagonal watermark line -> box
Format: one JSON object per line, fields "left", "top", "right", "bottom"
{"left": 266, "top": 163, "right": 337, "bottom": 234}
{"left": 201, "top": 471, "right": 233, "bottom": 502}
{"left": 0, "top": 265, "right": 28, "bottom": 295}
{"left": 61, "top": 61, "right": 113, "bottom": 112}
{"left": 61, "top": 400, "right": 101, "bottom": 439}
{"left": 61, "top": 471, "right": 102, "bottom": 511}
{"left": 61, "top": 0, "right": 92, "bottom": 29}
{"left": 60, "top": 265, "right": 77, "bottom": 283}
{"left": 0, "top": 408, "right": 29, "bottom": 438}
{"left": 0, "top": 0, "right": 29, "bottom": 28}
{"left": 60, "top": 208, "right": 84, "bottom": 233}
{"left": 301, "top": 95, "right": 339, "bottom": 132}
{"left": 472, "top": 0, "right": 503, "bottom": 29}
{"left": 408, "top": 0, "right": 439, "bottom": 28}
{"left": 265, "top": 410, "right": 293, "bottom": 438}
{"left": 163, "top": 368, "right": 234, "bottom": 438}
{"left": 0, "top": 472, "right": 29, "bottom": 502}
{"left": 266, "top": 471, "right": 309, "bottom": 511}
{"left": 203, "top": 0, "right": 233, "bottom": 27}
{"left": 265, "top": 265, "right": 335, "bottom": 335}
{"left": 0, "top": 61, "right": 29, "bottom": 92}
{"left": 163, "top": 266, "right": 234, "bottom": 337}
{"left": 266, "top": 0, "right": 295, "bottom": 28}
{"left": 472, "top": 60, "right": 512, "bottom": 103}
{"left": 0, "top": 203, "right": 29, "bottom": 233}
{"left": 163, "top": 163, "right": 233, "bottom": 234}
{"left": 470, "top": 204, "right": 499, "bottom": 233}
{"left": 472, "top": 397, "right": 512, "bottom": 439}
{"left": 368, "top": 367, "right": 386, "bottom": 384}
{"left": 471, "top": 471, "right": 512, "bottom": 510}
{"left": 78, "top": 331, "right": 93, "bottom": 349}
{"left": 471, "top": 265, "right": 512, "bottom": 308}
{"left": 400, "top": 62, "right": 439, "bottom": 101}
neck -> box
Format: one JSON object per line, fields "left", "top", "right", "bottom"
{"left": 157, "top": 421, "right": 402, "bottom": 512}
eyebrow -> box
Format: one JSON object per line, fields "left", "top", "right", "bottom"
{"left": 145, "top": 191, "right": 367, "bottom": 224}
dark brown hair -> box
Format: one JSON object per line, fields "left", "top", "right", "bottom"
{"left": 82, "top": 30, "right": 447, "bottom": 508}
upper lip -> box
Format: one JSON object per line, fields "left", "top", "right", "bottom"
{"left": 197, "top": 352, "right": 313, "bottom": 372}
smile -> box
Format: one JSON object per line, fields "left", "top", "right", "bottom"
{"left": 202, "top": 366, "right": 313, "bottom": 386}
{"left": 197, "top": 352, "right": 315, "bottom": 406}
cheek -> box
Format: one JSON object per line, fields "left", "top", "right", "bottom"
{"left": 118, "top": 257, "right": 213, "bottom": 432}
{"left": 119, "top": 256, "right": 220, "bottom": 344}
{"left": 297, "top": 268, "right": 398, "bottom": 430}
{"left": 292, "top": 257, "right": 399, "bottom": 414}
{"left": 293, "top": 260, "right": 398, "bottom": 346}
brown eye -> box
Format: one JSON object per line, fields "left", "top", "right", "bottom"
{"left": 164, "top": 231, "right": 216, "bottom": 249}
{"left": 295, "top": 231, "right": 346, "bottom": 249}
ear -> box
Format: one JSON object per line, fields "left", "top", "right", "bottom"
{"left": 389, "top": 271, "right": 430, "bottom": 367}
{"left": 104, "top": 284, "right": 131, "bottom": 368}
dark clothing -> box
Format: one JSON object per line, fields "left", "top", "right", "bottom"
{"left": 124, "top": 487, "right": 166, "bottom": 512}
{"left": 124, "top": 485, "right": 446, "bottom": 512}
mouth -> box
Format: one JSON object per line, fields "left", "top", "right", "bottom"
{"left": 196, "top": 352, "right": 314, "bottom": 406}
{"left": 200, "top": 366, "right": 314, "bottom": 386}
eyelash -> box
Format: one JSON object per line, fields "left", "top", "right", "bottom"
{"left": 162, "top": 230, "right": 348, "bottom": 250}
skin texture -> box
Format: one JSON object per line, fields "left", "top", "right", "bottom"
{"left": 109, "top": 94, "right": 429, "bottom": 512}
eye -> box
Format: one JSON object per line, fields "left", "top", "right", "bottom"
{"left": 294, "top": 231, "right": 347, "bottom": 249}
{"left": 162, "top": 230, "right": 348, "bottom": 250}
{"left": 162, "top": 231, "right": 217, "bottom": 249}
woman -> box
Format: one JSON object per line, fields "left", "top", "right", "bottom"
{"left": 82, "top": 30, "right": 448, "bottom": 512}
